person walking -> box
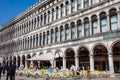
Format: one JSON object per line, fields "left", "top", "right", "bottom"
{"left": 0, "top": 63, "right": 3, "bottom": 80}
{"left": 6, "top": 63, "right": 12, "bottom": 80}
{"left": 11, "top": 63, "right": 16, "bottom": 80}
{"left": 2, "top": 63, "right": 6, "bottom": 76}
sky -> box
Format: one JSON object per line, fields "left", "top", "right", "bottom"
{"left": 0, "top": 0, "right": 41, "bottom": 26}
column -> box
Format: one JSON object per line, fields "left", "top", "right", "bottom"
{"left": 108, "top": 54, "right": 114, "bottom": 74}
{"left": 54, "top": 60, "right": 56, "bottom": 67}
{"left": 16, "top": 58, "right": 18, "bottom": 66}
{"left": 54, "top": 9, "right": 56, "bottom": 21}
{"left": 82, "top": 21, "right": 85, "bottom": 37}
{"left": 97, "top": 15, "right": 101, "bottom": 33}
{"left": 90, "top": 55, "right": 94, "bottom": 71}
{"left": 64, "top": 3, "right": 66, "bottom": 17}
{"left": 25, "top": 58, "right": 27, "bottom": 68}
{"left": 107, "top": 14, "right": 111, "bottom": 31}
{"left": 81, "top": 0, "right": 84, "bottom": 9}
{"left": 69, "top": 25, "right": 71, "bottom": 40}
{"left": 69, "top": 1, "right": 72, "bottom": 14}
{"left": 89, "top": 19, "right": 92, "bottom": 35}
{"left": 89, "top": 0, "right": 92, "bottom": 6}
{"left": 75, "top": 56, "right": 79, "bottom": 68}
{"left": 38, "top": 61, "right": 40, "bottom": 67}
{"left": 34, "top": 35, "right": 36, "bottom": 47}
{"left": 75, "top": 23, "right": 78, "bottom": 39}
{"left": 75, "top": 0, "right": 78, "bottom": 11}
{"left": 63, "top": 57, "right": 66, "bottom": 69}
{"left": 45, "top": 33, "right": 47, "bottom": 45}
{"left": 117, "top": 12, "right": 120, "bottom": 29}
{"left": 46, "top": 12, "right": 48, "bottom": 24}
{"left": 58, "top": 28, "right": 60, "bottom": 42}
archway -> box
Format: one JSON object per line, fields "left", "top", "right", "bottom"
{"left": 78, "top": 47, "right": 90, "bottom": 70}
{"left": 17, "top": 56, "right": 20, "bottom": 67}
{"left": 112, "top": 41, "right": 120, "bottom": 73}
{"left": 55, "top": 50, "right": 63, "bottom": 69}
{"left": 27, "top": 54, "right": 31, "bottom": 67}
{"left": 65, "top": 48, "right": 75, "bottom": 69}
{"left": 13, "top": 56, "right": 16, "bottom": 64}
{"left": 93, "top": 45, "right": 108, "bottom": 71}
{"left": 22, "top": 55, "right": 25, "bottom": 67}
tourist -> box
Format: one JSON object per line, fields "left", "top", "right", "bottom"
{"left": 6, "top": 63, "right": 12, "bottom": 80}
{"left": 0, "top": 63, "right": 2, "bottom": 80}
{"left": 2, "top": 63, "right": 6, "bottom": 76}
{"left": 70, "top": 64, "right": 75, "bottom": 71}
{"left": 11, "top": 62, "right": 16, "bottom": 80}
{"left": 76, "top": 67, "right": 81, "bottom": 75}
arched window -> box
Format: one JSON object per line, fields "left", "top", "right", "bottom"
{"left": 48, "top": 11, "right": 50, "bottom": 23}
{"left": 84, "top": 0, "right": 89, "bottom": 8}
{"left": 47, "top": 31, "right": 50, "bottom": 44}
{"left": 37, "top": 16, "right": 40, "bottom": 27}
{"left": 92, "top": 15, "right": 98, "bottom": 34}
{"left": 60, "top": 26, "right": 64, "bottom": 41}
{"left": 51, "top": 29, "right": 54, "bottom": 43}
{"left": 78, "top": 0, "right": 82, "bottom": 10}
{"left": 61, "top": 4, "right": 64, "bottom": 17}
{"left": 77, "top": 20, "right": 82, "bottom": 38}
{"left": 32, "top": 19, "right": 34, "bottom": 29}
{"left": 28, "top": 37, "right": 29, "bottom": 48}
{"left": 41, "top": 15, "right": 43, "bottom": 26}
{"left": 39, "top": 33, "right": 42, "bottom": 46}
{"left": 56, "top": 7, "right": 59, "bottom": 19}
{"left": 65, "top": 24, "right": 70, "bottom": 40}
{"left": 52, "top": 9, "right": 55, "bottom": 21}
{"left": 66, "top": 1, "right": 69, "bottom": 15}
{"left": 44, "top": 13, "right": 46, "bottom": 25}
{"left": 30, "top": 37, "right": 32, "bottom": 48}
{"left": 55, "top": 28, "right": 59, "bottom": 42}
{"left": 71, "top": 0, "right": 75, "bottom": 13}
{"left": 34, "top": 18, "right": 36, "bottom": 28}
{"left": 36, "top": 34, "right": 38, "bottom": 47}
{"left": 33, "top": 35, "right": 35, "bottom": 47}
{"left": 71, "top": 22, "right": 76, "bottom": 39}
{"left": 109, "top": 9, "right": 118, "bottom": 30}
{"left": 43, "top": 32, "right": 45, "bottom": 46}
{"left": 84, "top": 18, "right": 90, "bottom": 36}
{"left": 100, "top": 12, "right": 107, "bottom": 33}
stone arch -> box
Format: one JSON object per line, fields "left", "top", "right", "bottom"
{"left": 111, "top": 40, "right": 120, "bottom": 73}
{"left": 22, "top": 55, "right": 26, "bottom": 67}
{"left": 65, "top": 48, "right": 75, "bottom": 69}
{"left": 93, "top": 44, "right": 108, "bottom": 71}
{"left": 78, "top": 46, "right": 90, "bottom": 70}
{"left": 17, "top": 55, "right": 20, "bottom": 67}
{"left": 26, "top": 54, "right": 31, "bottom": 67}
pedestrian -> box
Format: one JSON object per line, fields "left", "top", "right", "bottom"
{"left": 2, "top": 63, "right": 6, "bottom": 76}
{"left": 11, "top": 62, "right": 16, "bottom": 80}
{"left": 0, "top": 63, "right": 3, "bottom": 80}
{"left": 6, "top": 63, "right": 12, "bottom": 80}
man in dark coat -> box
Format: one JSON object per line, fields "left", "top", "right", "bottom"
{"left": 0, "top": 63, "right": 2, "bottom": 80}
{"left": 6, "top": 63, "right": 12, "bottom": 80}
{"left": 11, "top": 63, "right": 16, "bottom": 80}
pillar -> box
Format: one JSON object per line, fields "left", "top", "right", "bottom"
{"left": 107, "top": 14, "right": 111, "bottom": 31}
{"left": 97, "top": 16, "right": 101, "bottom": 33}
{"left": 90, "top": 55, "right": 94, "bottom": 71}
{"left": 108, "top": 54, "right": 114, "bottom": 74}
{"left": 63, "top": 57, "right": 66, "bottom": 69}
{"left": 75, "top": 56, "right": 79, "bottom": 68}
{"left": 117, "top": 12, "right": 120, "bottom": 29}
{"left": 89, "top": 19, "right": 92, "bottom": 35}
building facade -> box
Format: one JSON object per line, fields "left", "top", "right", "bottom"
{"left": 0, "top": 0, "right": 120, "bottom": 73}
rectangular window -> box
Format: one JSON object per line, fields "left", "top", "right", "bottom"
{"left": 85, "top": 22, "right": 90, "bottom": 36}
{"left": 110, "top": 15, "right": 118, "bottom": 30}
{"left": 93, "top": 21, "right": 98, "bottom": 34}
{"left": 78, "top": 24, "right": 82, "bottom": 38}
{"left": 101, "top": 18, "right": 107, "bottom": 32}
{"left": 84, "top": 0, "right": 89, "bottom": 8}
{"left": 78, "top": 0, "right": 82, "bottom": 10}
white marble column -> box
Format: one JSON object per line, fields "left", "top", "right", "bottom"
{"left": 25, "top": 58, "right": 27, "bottom": 68}
{"left": 81, "top": 0, "right": 84, "bottom": 9}
{"left": 97, "top": 16, "right": 101, "bottom": 33}
{"left": 69, "top": 1, "right": 72, "bottom": 14}
{"left": 108, "top": 54, "right": 114, "bottom": 74}
{"left": 82, "top": 22, "right": 85, "bottom": 37}
{"left": 90, "top": 55, "right": 94, "bottom": 71}
{"left": 89, "top": 19, "right": 92, "bottom": 35}
{"left": 117, "top": 12, "right": 120, "bottom": 29}
{"left": 63, "top": 57, "right": 66, "bottom": 69}
{"left": 75, "top": 23, "right": 78, "bottom": 39}
{"left": 107, "top": 14, "right": 110, "bottom": 31}
{"left": 75, "top": 56, "right": 79, "bottom": 68}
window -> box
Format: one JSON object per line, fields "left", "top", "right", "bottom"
{"left": 55, "top": 28, "right": 59, "bottom": 42}
{"left": 43, "top": 34, "right": 45, "bottom": 45}
{"left": 28, "top": 38, "right": 29, "bottom": 48}
{"left": 65, "top": 24, "right": 70, "bottom": 40}
{"left": 92, "top": 0, "right": 99, "bottom": 4}
{"left": 41, "top": 15, "right": 43, "bottom": 26}
{"left": 33, "top": 36, "right": 35, "bottom": 47}
{"left": 84, "top": 21, "right": 90, "bottom": 36}
{"left": 30, "top": 37, "right": 32, "bottom": 48}
{"left": 66, "top": 2, "right": 69, "bottom": 15}
{"left": 92, "top": 21, "right": 98, "bottom": 34}
{"left": 71, "top": 0, "right": 75, "bottom": 13}
{"left": 51, "top": 31, "right": 54, "bottom": 43}
{"left": 60, "top": 27, "right": 64, "bottom": 41}
{"left": 48, "top": 11, "right": 50, "bottom": 23}
{"left": 78, "top": 0, "right": 82, "bottom": 10}
{"left": 47, "top": 32, "right": 50, "bottom": 44}
{"left": 110, "top": 15, "right": 118, "bottom": 30}
{"left": 56, "top": 7, "right": 59, "bottom": 19}
{"left": 84, "top": 0, "right": 89, "bottom": 8}
{"left": 37, "top": 16, "right": 40, "bottom": 27}
{"left": 77, "top": 22, "right": 82, "bottom": 38}
{"left": 101, "top": 18, "right": 107, "bottom": 32}
{"left": 71, "top": 23, "right": 76, "bottom": 39}
{"left": 52, "top": 9, "right": 55, "bottom": 21}
{"left": 36, "top": 35, "right": 38, "bottom": 47}
{"left": 44, "top": 14, "right": 46, "bottom": 24}
{"left": 34, "top": 18, "right": 36, "bottom": 28}
{"left": 61, "top": 4, "right": 64, "bottom": 17}
{"left": 39, "top": 35, "right": 42, "bottom": 46}
{"left": 32, "top": 19, "right": 34, "bottom": 29}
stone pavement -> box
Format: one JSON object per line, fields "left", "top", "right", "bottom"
{"left": 1, "top": 75, "right": 120, "bottom": 80}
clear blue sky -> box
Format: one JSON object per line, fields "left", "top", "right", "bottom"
{"left": 0, "top": 0, "right": 41, "bottom": 26}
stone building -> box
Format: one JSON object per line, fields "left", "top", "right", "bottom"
{"left": 0, "top": 0, "right": 120, "bottom": 74}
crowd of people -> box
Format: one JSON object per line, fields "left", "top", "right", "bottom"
{"left": 0, "top": 62, "right": 16, "bottom": 80}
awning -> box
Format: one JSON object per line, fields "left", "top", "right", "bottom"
{"left": 27, "top": 53, "right": 54, "bottom": 61}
